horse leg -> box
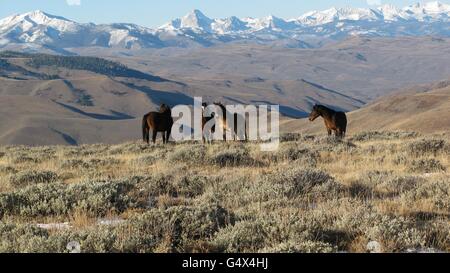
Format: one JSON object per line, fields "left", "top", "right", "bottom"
{"left": 162, "top": 132, "right": 166, "bottom": 144}
{"left": 327, "top": 128, "right": 332, "bottom": 136}
{"left": 167, "top": 128, "right": 172, "bottom": 144}
{"left": 144, "top": 128, "right": 149, "bottom": 144}
{"left": 142, "top": 116, "right": 149, "bottom": 144}
{"left": 152, "top": 131, "right": 158, "bottom": 144}
{"left": 142, "top": 125, "right": 149, "bottom": 144}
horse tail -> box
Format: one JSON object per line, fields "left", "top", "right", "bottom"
{"left": 142, "top": 114, "right": 149, "bottom": 143}
{"left": 343, "top": 113, "right": 348, "bottom": 138}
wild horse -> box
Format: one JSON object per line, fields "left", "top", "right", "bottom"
{"left": 309, "top": 104, "right": 347, "bottom": 138}
{"left": 142, "top": 104, "right": 173, "bottom": 144}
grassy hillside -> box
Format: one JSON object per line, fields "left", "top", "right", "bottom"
{"left": 282, "top": 80, "right": 450, "bottom": 135}
{"left": 0, "top": 51, "right": 191, "bottom": 146}
{"left": 0, "top": 132, "right": 449, "bottom": 253}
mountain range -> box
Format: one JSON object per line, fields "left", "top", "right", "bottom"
{"left": 1, "top": 1, "right": 450, "bottom": 52}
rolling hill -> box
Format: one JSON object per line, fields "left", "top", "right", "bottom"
{"left": 0, "top": 51, "right": 365, "bottom": 145}
{"left": 98, "top": 36, "right": 450, "bottom": 102}
{"left": 282, "top": 80, "right": 450, "bottom": 135}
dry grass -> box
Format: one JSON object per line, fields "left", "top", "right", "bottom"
{"left": 0, "top": 131, "right": 449, "bottom": 253}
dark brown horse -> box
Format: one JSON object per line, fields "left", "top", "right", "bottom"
{"left": 309, "top": 104, "right": 347, "bottom": 137}
{"left": 142, "top": 104, "right": 173, "bottom": 144}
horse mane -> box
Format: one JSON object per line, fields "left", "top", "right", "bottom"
{"left": 159, "top": 104, "right": 171, "bottom": 115}
{"left": 315, "top": 104, "right": 336, "bottom": 114}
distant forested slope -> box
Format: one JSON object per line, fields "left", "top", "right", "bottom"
{"left": 0, "top": 51, "right": 165, "bottom": 82}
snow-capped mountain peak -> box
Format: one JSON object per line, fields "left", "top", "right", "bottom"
{"left": 377, "top": 4, "right": 403, "bottom": 21}
{"left": 409, "top": 1, "right": 450, "bottom": 13}
{"left": 0, "top": 9, "right": 81, "bottom": 35}
{"left": 211, "top": 16, "right": 248, "bottom": 34}
{"left": 23, "top": 10, "right": 73, "bottom": 23}
{"left": 180, "top": 9, "right": 213, "bottom": 31}
{"left": 403, "top": 1, "right": 450, "bottom": 21}
{"left": 298, "top": 6, "right": 382, "bottom": 25}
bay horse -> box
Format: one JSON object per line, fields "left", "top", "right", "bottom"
{"left": 142, "top": 104, "right": 173, "bottom": 144}
{"left": 309, "top": 104, "right": 347, "bottom": 138}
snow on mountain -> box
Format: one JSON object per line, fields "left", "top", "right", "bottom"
{"left": 212, "top": 16, "right": 249, "bottom": 34}
{"left": 0, "top": 10, "right": 80, "bottom": 32}
{"left": 0, "top": 10, "right": 164, "bottom": 50}
{"left": 1, "top": 1, "right": 450, "bottom": 52}
{"left": 377, "top": 4, "right": 406, "bottom": 21}
{"left": 298, "top": 7, "right": 381, "bottom": 26}
{"left": 157, "top": 1, "right": 450, "bottom": 41}
{"left": 180, "top": 9, "right": 213, "bottom": 32}
{"left": 403, "top": 1, "right": 450, "bottom": 20}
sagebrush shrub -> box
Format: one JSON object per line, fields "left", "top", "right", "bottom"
{"left": 0, "top": 180, "right": 135, "bottom": 218}
{"left": 61, "top": 158, "right": 122, "bottom": 170}
{"left": 407, "top": 139, "right": 447, "bottom": 156}
{"left": 408, "top": 159, "right": 446, "bottom": 173}
{"left": 167, "top": 144, "right": 206, "bottom": 164}
{"left": 360, "top": 171, "right": 393, "bottom": 185}
{"left": 213, "top": 220, "right": 269, "bottom": 253}
{"left": 60, "top": 159, "right": 86, "bottom": 169}
{"left": 313, "top": 137, "right": 356, "bottom": 153}
{"left": 377, "top": 176, "right": 423, "bottom": 196}
{"left": 392, "top": 154, "right": 408, "bottom": 165}
{"left": 126, "top": 205, "right": 234, "bottom": 252}
{"left": 351, "top": 131, "right": 418, "bottom": 142}
{"left": 280, "top": 133, "right": 302, "bottom": 142}
{"left": 9, "top": 154, "right": 42, "bottom": 164}
{"left": 175, "top": 175, "right": 208, "bottom": 198}
{"left": 0, "top": 165, "right": 17, "bottom": 175}
{"left": 264, "top": 167, "right": 337, "bottom": 199}
{"left": 261, "top": 240, "right": 336, "bottom": 253}
{"left": 365, "top": 215, "right": 426, "bottom": 252}
{"left": 277, "top": 144, "right": 319, "bottom": 164}
{"left": 209, "top": 149, "right": 256, "bottom": 167}
{"left": 138, "top": 174, "right": 177, "bottom": 199}
{"left": 9, "top": 170, "right": 58, "bottom": 188}
{"left": 131, "top": 155, "right": 156, "bottom": 166}
{"left": 0, "top": 223, "right": 54, "bottom": 253}
{"left": 402, "top": 180, "right": 450, "bottom": 210}
{"left": 108, "top": 142, "right": 151, "bottom": 155}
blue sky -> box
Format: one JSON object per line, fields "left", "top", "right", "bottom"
{"left": 1, "top": 0, "right": 449, "bottom": 27}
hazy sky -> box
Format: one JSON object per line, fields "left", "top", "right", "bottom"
{"left": 1, "top": 0, "right": 449, "bottom": 28}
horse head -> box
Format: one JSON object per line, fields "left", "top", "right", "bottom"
{"left": 309, "top": 105, "right": 321, "bottom": 122}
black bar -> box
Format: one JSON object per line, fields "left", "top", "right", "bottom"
{"left": 0, "top": 253, "right": 446, "bottom": 272}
